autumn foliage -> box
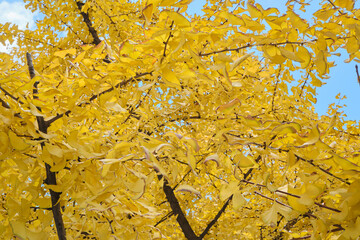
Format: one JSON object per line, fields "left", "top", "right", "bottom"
{"left": 1, "top": 0, "right": 360, "bottom": 239}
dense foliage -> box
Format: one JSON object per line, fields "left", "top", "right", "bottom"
{"left": 1, "top": 0, "right": 360, "bottom": 239}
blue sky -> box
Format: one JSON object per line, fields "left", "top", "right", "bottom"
{"left": 187, "top": 0, "right": 360, "bottom": 121}
{"left": 1, "top": 0, "right": 359, "bottom": 121}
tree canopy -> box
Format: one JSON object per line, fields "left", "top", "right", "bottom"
{"left": 1, "top": 0, "right": 360, "bottom": 239}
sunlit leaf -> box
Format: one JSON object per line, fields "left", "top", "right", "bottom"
{"left": 204, "top": 153, "right": 220, "bottom": 167}
{"left": 175, "top": 184, "right": 201, "bottom": 197}
{"left": 8, "top": 131, "right": 29, "bottom": 151}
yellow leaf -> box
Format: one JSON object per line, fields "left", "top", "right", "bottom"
{"left": 74, "top": 51, "right": 86, "bottom": 63}
{"left": 247, "top": 3, "right": 262, "bottom": 19}
{"left": 346, "top": 36, "right": 359, "bottom": 54}
{"left": 46, "top": 184, "right": 63, "bottom": 192}
{"left": 233, "top": 191, "right": 246, "bottom": 210}
{"left": 288, "top": 10, "right": 308, "bottom": 31}
{"left": 298, "top": 46, "right": 311, "bottom": 68}
{"left": 106, "top": 142, "right": 133, "bottom": 159}
{"left": 9, "top": 131, "right": 29, "bottom": 151}
{"left": 297, "top": 125, "right": 320, "bottom": 147}
{"left": 313, "top": 9, "right": 336, "bottom": 21}
{"left": 175, "top": 184, "right": 201, "bottom": 197}
{"left": 50, "top": 158, "right": 67, "bottom": 172}
{"left": 287, "top": 150, "right": 298, "bottom": 168}
{"left": 229, "top": 53, "right": 253, "bottom": 72}
{"left": 220, "top": 181, "right": 238, "bottom": 201}
{"left": 182, "top": 137, "right": 199, "bottom": 152}
{"left": 142, "top": 146, "right": 169, "bottom": 179}
{"left": 272, "top": 122, "right": 301, "bottom": 134}
{"left": 288, "top": 186, "right": 307, "bottom": 213}
{"left": 331, "top": 154, "right": 360, "bottom": 171}
{"left": 10, "top": 221, "right": 27, "bottom": 240}
{"left": 33, "top": 197, "right": 52, "bottom": 209}
{"left": 45, "top": 143, "right": 63, "bottom": 158}
{"left": 234, "top": 151, "right": 257, "bottom": 168}
{"left": 162, "top": 66, "right": 180, "bottom": 85}
{"left": 143, "top": 3, "right": 153, "bottom": 24}
{"left": 242, "top": 116, "right": 262, "bottom": 129}
{"left": 314, "top": 51, "right": 327, "bottom": 75}
{"left": 29, "top": 103, "right": 44, "bottom": 117}
{"left": 204, "top": 153, "right": 220, "bottom": 167}
{"left": 187, "top": 150, "right": 197, "bottom": 175}
{"left": 216, "top": 98, "right": 241, "bottom": 114}
{"left": 163, "top": 10, "right": 191, "bottom": 28}
{"left": 334, "top": 0, "right": 354, "bottom": 11}
{"left": 220, "top": 12, "right": 244, "bottom": 26}
{"left": 54, "top": 48, "right": 76, "bottom": 59}
{"left": 261, "top": 205, "right": 277, "bottom": 226}
{"left": 0, "top": 131, "right": 9, "bottom": 155}
{"left": 16, "top": 76, "right": 39, "bottom": 92}
{"left": 130, "top": 178, "right": 146, "bottom": 200}
{"left": 263, "top": 45, "right": 286, "bottom": 64}
{"left": 279, "top": 47, "right": 304, "bottom": 62}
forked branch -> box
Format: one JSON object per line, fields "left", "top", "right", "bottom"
{"left": 158, "top": 174, "right": 199, "bottom": 240}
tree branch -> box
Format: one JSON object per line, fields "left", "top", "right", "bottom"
{"left": 0, "top": 96, "right": 10, "bottom": 109}
{"left": 26, "top": 53, "right": 66, "bottom": 240}
{"left": 162, "top": 21, "right": 174, "bottom": 59}
{"left": 0, "top": 85, "right": 24, "bottom": 104}
{"left": 254, "top": 191, "right": 292, "bottom": 209}
{"left": 154, "top": 211, "right": 174, "bottom": 227}
{"left": 46, "top": 71, "right": 152, "bottom": 125}
{"left": 76, "top": 1, "right": 101, "bottom": 45}
{"left": 199, "top": 195, "right": 232, "bottom": 239}
{"left": 198, "top": 38, "right": 349, "bottom": 57}
{"left": 158, "top": 174, "right": 199, "bottom": 240}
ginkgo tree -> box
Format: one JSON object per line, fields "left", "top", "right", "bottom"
{"left": 1, "top": 0, "right": 360, "bottom": 239}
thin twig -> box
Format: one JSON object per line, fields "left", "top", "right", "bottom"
{"left": 162, "top": 21, "right": 175, "bottom": 59}
{"left": 199, "top": 196, "right": 233, "bottom": 239}
{"left": 46, "top": 72, "right": 152, "bottom": 125}
{"left": 0, "top": 96, "right": 10, "bottom": 109}
{"left": 40, "top": 2, "right": 84, "bottom": 44}
{"left": 254, "top": 191, "right": 292, "bottom": 209}
{"left": 199, "top": 37, "right": 348, "bottom": 57}
{"left": 271, "top": 65, "right": 282, "bottom": 112}
{"left": 326, "top": 0, "right": 343, "bottom": 15}
{"left": 299, "top": 64, "right": 313, "bottom": 98}
{"left": 0, "top": 85, "right": 24, "bottom": 104}
{"left": 154, "top": 211, "right": 174, "bottom": 227}
{"left": 314, "top": 202, "right": 340, "bottom": 213}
